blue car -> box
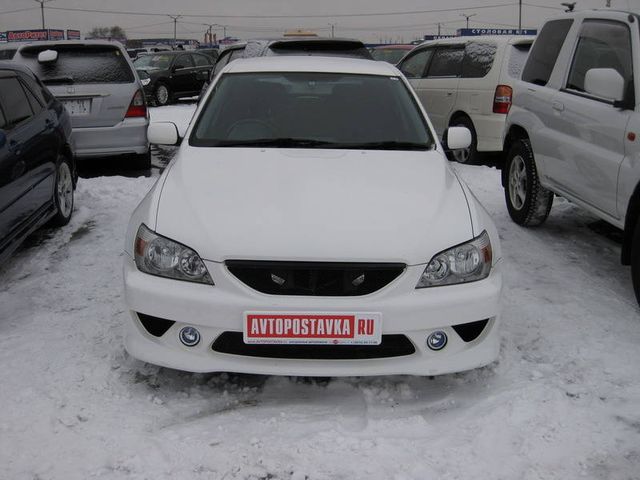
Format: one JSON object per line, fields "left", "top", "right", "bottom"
{"left": 0, "top": 62, "right": 75, "bottom": 263}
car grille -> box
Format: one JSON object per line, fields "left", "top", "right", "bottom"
{"left": 225, "top": 260, "right": 405, "bottom": 296}
{"left": 212, "top": 332, "right": 416, "bottom": 359}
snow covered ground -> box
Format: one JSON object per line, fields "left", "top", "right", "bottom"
{"left": 1, "top": 104, "right": 640, "bottom": 480}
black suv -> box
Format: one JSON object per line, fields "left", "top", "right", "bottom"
{"left": 0, "top": 63, "right": 75, "bottom": 263}
{"left": 134, "top": 51, "right": 214, "bottom": 106}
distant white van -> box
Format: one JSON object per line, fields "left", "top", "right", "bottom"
{"left": 398, "top": 35, "right": 534, "bottom": 164}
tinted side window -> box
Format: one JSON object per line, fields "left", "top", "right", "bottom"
{"left": 192, "top": 54, "right": 211, "bottom": 67}
{"left": 399, "top": 48, "right": 434, "bottom": 79}
{"left": 522, "top": 19, "right": 573, "bottom": 86}
{"left": 0, "top": 77, "right": 33, "bottom": 127}
{"left": 462, "top": 42, "right": 497, "bottom": 78}
{"left": 566, "top": 20, "right": 632, "bottom": 94}
{"left": 20, "top": 80, "right": 43, "bottom": 114}
{"left": 427, "top": 47, "right": 464, "bottom": 77}
{"left": 175, "top": 55, "right": 194, "bottom": 69}
{"left": 17, "top": 72, "right": 48, "bottom": 108}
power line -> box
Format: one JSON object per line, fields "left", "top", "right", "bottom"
{"left": 0, "top": 7, "right": 39, "bottom": 15}
{"left": 43, "top": 3, "right": 518, "bottom": 19}
{"left": 522, "top": 2, "right": 564, "bottom": 10}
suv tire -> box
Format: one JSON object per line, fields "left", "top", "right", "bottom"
{"left": 504, "top": 139, "right": 553, "bottom": 226}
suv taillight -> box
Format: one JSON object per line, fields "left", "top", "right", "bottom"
{"left": 493, "top": 85, "right": 513, "bottom": 114}
{"left": 125, "top": 89, "right": 147, "bottom": 118}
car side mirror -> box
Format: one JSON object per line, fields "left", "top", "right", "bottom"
{"left": 445, "top": 127, "right": 472, "bottom": 150}
{"left": 0, "top": 129, "right": 6, "bottom": 149}
{"left": 584, "top": 68, "right": 625, "bottom": 102}
{"left": 148, "top": 122, "right": 181, "bottom": 146}
{"left": 38, "top": 49, "right": 58, "bottom": 63}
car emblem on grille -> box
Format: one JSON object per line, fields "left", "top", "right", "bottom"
{"left": 66, "top": 86, "right": 75, "bottom": 94}
{"left": 352, "top": 274, "right": 365, "bottom": 287}
{"left": 271, "top": 273, "right": 286, "bottom": 286}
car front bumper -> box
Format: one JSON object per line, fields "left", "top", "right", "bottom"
{"left": 73, "top": 117, "right": 149, "bottom": 158}
{"left": 123, "top": 255, "right": 503, "bottom": 376}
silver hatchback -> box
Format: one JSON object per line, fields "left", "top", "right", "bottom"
{"left": 6, "top": 40, "right": 150, "bottom": 168}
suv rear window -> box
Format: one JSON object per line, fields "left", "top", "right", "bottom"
{"left": 522, "top": 19, "right": 573, "bottom": 86}
{"left": 18, "top": 45, "right": 134, "bottom": 84}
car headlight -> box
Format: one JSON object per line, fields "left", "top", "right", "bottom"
{"left": 141, "top": 78, "right": 151, "bottom": 86}
{"left": 134, "top": 224, "right": 213, "bottom": 285}
{"left": 416, "top": 231, "right": 492, "bottom": 288}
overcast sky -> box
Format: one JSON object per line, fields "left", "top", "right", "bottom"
{"left": 0, "top": 0, "right": 635, "bottom": 43}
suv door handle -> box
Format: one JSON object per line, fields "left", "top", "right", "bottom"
{"left": 552, "top": 101, "right": 564, "bottom": 112}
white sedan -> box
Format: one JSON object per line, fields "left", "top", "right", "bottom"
{"left": 123, "top": 56, "right": 503, "bottom": 376}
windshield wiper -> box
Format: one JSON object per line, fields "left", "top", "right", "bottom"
{"left": 42, "top": 76, "right": 74, "bottom": 85}
{"left": 332, "top": 141, "right": 432, "bottom": 150}
{"left": 212, "top": 138, "right": 341, "bottom": 148}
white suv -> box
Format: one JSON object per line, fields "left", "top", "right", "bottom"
{"left": 503, "top": 9, "right": 640, "bottom": 303}
{"left": 398, "top": 35, "right": 534, "bottom": 164}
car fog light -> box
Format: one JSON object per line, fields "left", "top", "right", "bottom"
{"left": 427, "top": 331, "right": 447, "bottom": 351}
{"left": 179, "top": 326, "right": 201, "bottom": 347}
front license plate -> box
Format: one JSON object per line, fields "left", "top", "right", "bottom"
{"left": 243, "top": 312, "right": 383, "bottom": 345}
{"left": 61, "top": 98, "right": 91, "bottom": 116}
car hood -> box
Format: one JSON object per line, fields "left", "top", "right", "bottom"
{"left": 155, "top": 147, "right": 473, "bottom": 265}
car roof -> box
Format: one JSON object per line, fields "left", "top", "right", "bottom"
{"left": 7, "top": 39, "right": 128, "bottom": 50}
{"left": 225, "top": 56, "right": 399, "bottom": 76}
{"left": 372, "top": 44, "right": 414, "bottom": 50}
{"left": 0, "top": 61, "right": 37, "bottom": 77}
{"left": 542, "top": 8, "right": 639, "bottom": 23}
{"left": 417, "top": 35, "right": 536, "bottom": 47}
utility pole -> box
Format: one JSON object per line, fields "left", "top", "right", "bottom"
{"left": 460, "top": 13, "right": 477, "bottom": 29}
{"left": 518, "top": 0, "right": 522, "bottom": 30}
{"left": 437, "top": 23, "right": 441, "bottom": 36}
{"left": 33, "top": 0, "right": 53, "bottom": 29}
{"left": 168, "top": 15, "right": 181, "bottom": 48}
{"left": 328, "top": 23, "right": 336, "bottom": 38}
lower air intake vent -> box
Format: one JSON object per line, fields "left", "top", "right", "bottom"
{"left": 452, "top": 319, "right": 489, "bottom": 342}
{"left": 212, "top": 332, "right": 416, "bottom": 359}
{"left": 137, "top": 313, "right": 175, "bottom": 337}
{"left": 226, "top": 260, "right": 405, "bottom": 296}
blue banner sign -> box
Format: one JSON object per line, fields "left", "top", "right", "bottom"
{"left": 457, "top": 28, "right": 537, "bottom": 36}
{"left": 422, "top": 35, "right": 457, "bottom": 41}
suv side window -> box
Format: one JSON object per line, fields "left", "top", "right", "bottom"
{"left": 462, "top": 42, "right": 497, "bottom": 78}
{"left": 399, "top": 48, "right": 434, "bottom": 78}
{"left": 566, "top": 20, "right": 633, "bottom": 96}
{"left": 192, "top": 53, "right": 211, "bottom": 67}
{"left": 175, "top": 54, "right": 194, "bottom": 69}
{"left": 522, "top": 19, "right": 573, "bottom": 86}
{"left": 0, "top": 77, "right": 33, "bottom": 128}
{"left": 427, "top": 46, "right": 464, "bottom": 78}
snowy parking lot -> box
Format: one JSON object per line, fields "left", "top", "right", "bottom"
{"left": 1, "top": 104, "right": 640, "bottom": 480}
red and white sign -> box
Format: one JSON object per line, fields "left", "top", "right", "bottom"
{"left": 243, "top": 312, "right": 382, "bottom": 345}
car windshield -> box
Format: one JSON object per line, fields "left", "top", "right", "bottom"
{"left": 134, "top": 54, "right": 173, "bottom": 69}
{"left": 191, "top": 72, "right": 433, "bottom": 150}
{"left": 18, "top": 45, "right": 134, "bottom": 84}
{"left": 371, "top": 48, "right": 411, "bottom": 64}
